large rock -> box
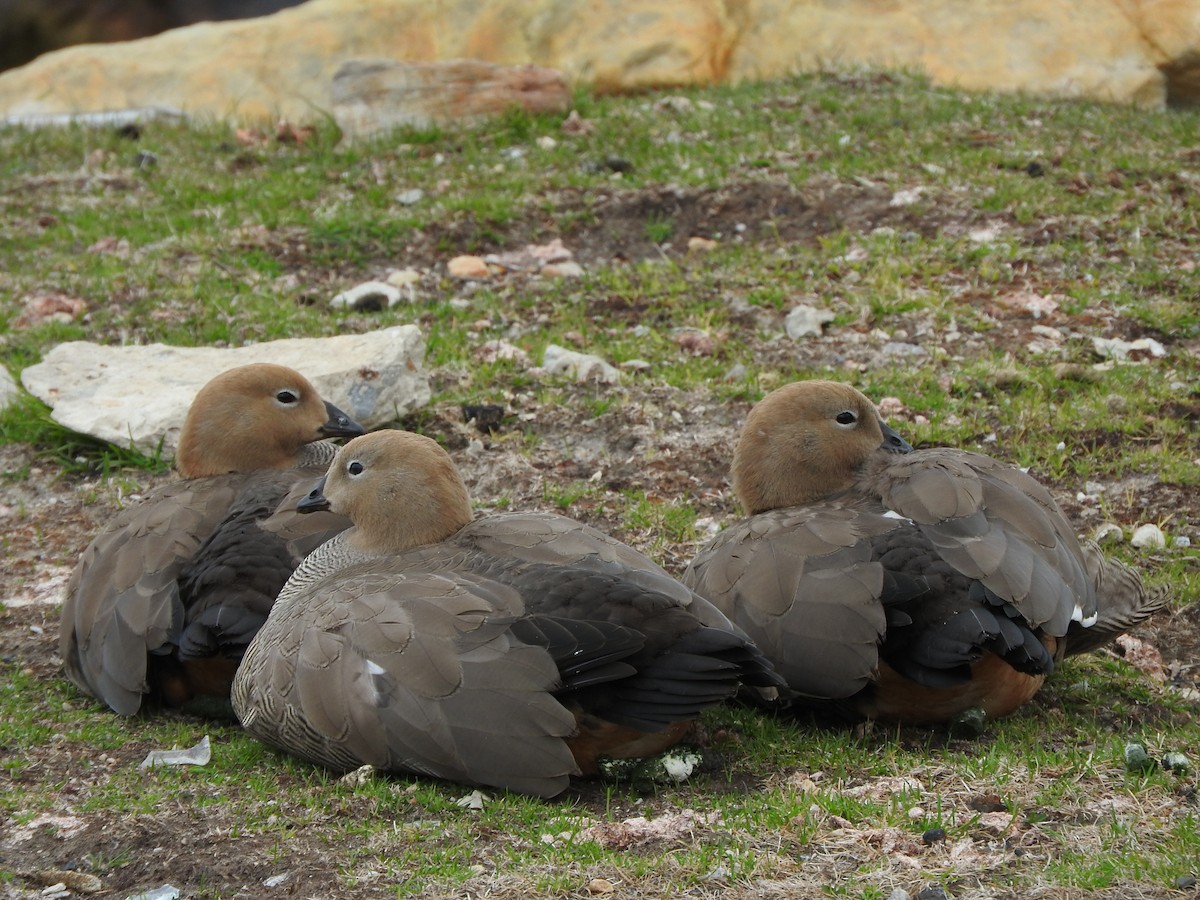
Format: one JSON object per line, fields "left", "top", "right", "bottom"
{"left": 332, "top": 58, "right": 571, "bottom": 138}
{"left": 0, "top": 0, "right": 1197, "bottom": 123}
{"left": 19, "top": 326, "right": 428, "bottom": 456}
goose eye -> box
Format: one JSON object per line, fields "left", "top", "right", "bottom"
{"left": 835, "top": 410, "right": 857, "bottom": 426}
{"left": 276, "top": 389, "right": 299, "bottom": 405}
{"left": 347, "top": 460, "right": 365, "bottom": 476}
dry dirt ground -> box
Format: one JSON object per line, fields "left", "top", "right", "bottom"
{"left": 1, "top": 181, "right": 1198, "bottom": 899}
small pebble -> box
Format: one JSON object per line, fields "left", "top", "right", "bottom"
{"left": 916, "top": 886, "right": 949, "bottom": 900}
{"left": 1175, "top": 875, "right": 1197, "bottom": 890}
{"left": 887, "top": 890, "right": 911, "bottom": 900}
{"left": 1162, "top": 752, "right": 1190, "bottom": 773}
{"left": 921, "top": 827, "right": 947, "bottom": 845}
{"left": 1129, "top": 523, "right": 1166, "bottom": 550}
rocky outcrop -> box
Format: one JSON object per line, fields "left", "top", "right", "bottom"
{"left": 0, "top": 0, "right": 305, "bottom": 73}
{"left": 0, "top": 0, "right": 1197, "bottom": 124}
{"left": 19, "top": 326, "right": 429, "bottom": 455}
{"left": 332, "top": 59, "right": 570, "bottom": 138}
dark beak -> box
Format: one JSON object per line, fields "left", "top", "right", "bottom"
{"left": 297, "top": 475, "right": 331, "bottom": 514}
{"left": 880, "top": 420, "right": 914, "bottom": 454}
{"left": 319, "top": 401, "right": 365, "bottom": 439}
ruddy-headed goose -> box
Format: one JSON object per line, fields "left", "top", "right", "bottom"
{"left": 233, "top": 430, "right": 781, "bottom": 797}
{"left": 60, "top": 363, "right": 364, "bottom": 715}
{"left": 683, "top": 380, "right": 1167, "bottom": 723}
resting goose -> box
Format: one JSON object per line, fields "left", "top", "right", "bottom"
{"left": 683, "top": 380, "right": 1167, "bottom": 723}
{"left": 60, "top": 363, "right": 364, "bottom": 715}
{"left": 232, "top": 429, "right": 782, "bottom": 798}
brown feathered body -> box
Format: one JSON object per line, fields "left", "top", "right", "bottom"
{"left": 59, "top": 364, "right": 363, "bottom": 716}
{"left": 232, "top": 430, "right": 782, "bottom": 798}
{"left": 683, "top": 381, "right": 1167, "bottom": 723}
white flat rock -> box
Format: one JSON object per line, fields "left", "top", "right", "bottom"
{"left": 20, "top": 327, "right": 429, "bottom": 455}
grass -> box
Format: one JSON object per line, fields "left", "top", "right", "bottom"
{"left": 1, "top": 68, "right": 1198, "bottom": 898}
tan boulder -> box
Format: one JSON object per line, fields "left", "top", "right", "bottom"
{"left": 0, "top": 0, "right": 1196, "bottom": 124}
{"left": 332, "top": 59, "right": 571, "bottom": 138}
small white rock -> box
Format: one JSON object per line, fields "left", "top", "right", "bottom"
{"left": 329, "top": 280, "right": 403, "bottom": 310}
{"left": 1092, "top": 523, "right": 1124, "bottom": 544}
{"left": 1174, "top": 536, "right": 1192, "bottom": 548}
{"left": 1129, "top": 524, "right": 1166, "bottom": 549}
{"left": 542, "top": 261, "right": 584, "bottom": 278}
{"left": 785, "top": 304, "right": 835, "bottom": 339}
{"left": 386, "top": 268, "right": 421, "bottom": 287}
{"left": 542, "top": 344, "right": 620, "bottom": 384}
{"left": 395, "top": 188, "right": 425, "bottom": 205}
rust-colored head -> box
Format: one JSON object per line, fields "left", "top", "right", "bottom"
{"left": 303, "top": 429, "right": 473, "bottom": 555}
{"left": 175, "top": 364, "right": 363, "bottom": 477}
{"left": 731, "top": 380, "right": 911, "bottom": 514}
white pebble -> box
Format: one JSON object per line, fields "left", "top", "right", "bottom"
{"left": 1129, "top": 523, "right": 1166, "bottom": 549}
{"left": 1092, "top": 523, "right": 1124, "bottom": 544}
{"left": 329, "top": 281, "right": 402, "bottom": 310}
{"left": 1173, "top": 536, "right": 1191, "bottom": 549}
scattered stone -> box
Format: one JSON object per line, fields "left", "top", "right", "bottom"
{"left": 1092, "top": 523, "right": 1124, "bottom": 544}
{"left": 1124, "top": 742, "right": 1156, "bottom": 772}
{"left": 138, "top": 735, "right": 211, "bottom": 769}
{"left": 968, "top": 224, "right": 1005, "bottom": 243}
{"left": 587, "top": 878, "right": 616, "bottom": 895}
{"left": 1162, "top": 752, "right": 1190, "bottom": 773}
{"left": 877, "top": 396, "right": 905, "bottom": 417}
{"left": 1175, "top": 535, "right": 1193, "bottom": 548}
{"left": 687, "top": 236, "right": 718, "bottom": 252}
{"left": 882, "top": 342, "right": 928, "bottom": 358}
{"left": 329, "top": 280, "right": 404, "bottom": 310}
{"left": 921, "top": 827, "right": 947, "bottom": 845}
{"left": 620, "top": 359, "right": 652, "bottom": 372}
{"left": 887, "top": 890, "right": 911, "bottom": 900}
{"left": 542, "top": 344, "right": 620, "bottom": 384}
{"left": 332, "top": 58, "right": 570, "bottom": 139}
{"left": 993, "top": 290, "right": 1060, "bottom": 318}
{"left": 1129, "top": 523, "right": 1167, "bottom": 549}
{"left": 126, "top": 884, "right": 181, "bottom": 900}
{"left": 785, "top": 304, "right": 835, "bottom": 339}
{"left": 13, "top": 293, "right": 87, "bottom": 329}
{"left": 475, "top": 340, "right": 531, "bottom": 366}
{"left": 455, "top": 789, "right": 490, "bottom": 810}
{"left": 890, "top": 186, "right": 924, "bottom": 206}
{"left": 19, "top": 326, "right": 429, "bottom": 454}
{"left": 974, "top": 812, "right": 1014, "bottom": 836}
{"left": 1091, "top": 336, "right": 1167, "bottom": 361}
{"left": 262, "top": 874, "right": 290, "bottom": 888}
{"left": 542, "top": 261, "right": 584, "bottom": 278}
{"left": 395, "top": 188, "right": 425, "bottom": 205}
{"left": 1175, "top": 875, "right": 1198, "bottom": 891}
{"left": 338, "top": 764, "right": 376, "bottom": 787}
{"left": 386, "top": 268, "right": 421, "bottom": 287}
{"left": 448, "top": 255, "right": 491, "bottom": 279}
{"left": 526, "top": 238, "right": 574, "bottom": 264}
{"left": 31, "top": 871, "right": 102, "bottom": 894}
{"left": 916, "top": 887, "right": 949, "bottom": 900}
